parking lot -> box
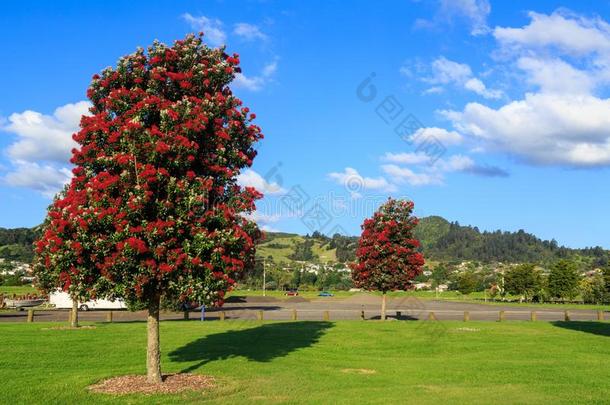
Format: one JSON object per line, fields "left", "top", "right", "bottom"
{"left": 1, "top": 294, "right": 606, "bottom": 322}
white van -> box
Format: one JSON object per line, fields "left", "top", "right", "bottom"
{"left": 49, "top": 291, "right": 127, "bottom": 311}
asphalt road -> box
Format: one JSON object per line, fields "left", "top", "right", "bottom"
{"left": 0, "top": 295, "right": 606, "bottom": 322}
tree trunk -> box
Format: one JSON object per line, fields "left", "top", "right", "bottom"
{"left": 70, "top": 298, "right": 79, "bottom": 328}
{"left": 381, "top": 292, "right": 387, "bottom": 321}
{"left": 147, "top": 296, "right": 162, "bottom": 384}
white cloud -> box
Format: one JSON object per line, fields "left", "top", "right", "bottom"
{"left": 381, "top": 164, "right": 444, "bottom": 186}
{"left": 421, "top": 56, "right": 502, "bottom": 99}
{"left": 382, "top": 152, "right": 432, "bottom": 165}
{"left": 182, "top": 13, "right": 226, "bottom": 46}
{"left": 241, "top": 211, "right": 282, "bottom": 232}
{"left": 233, "top": 74, "right": 265, "bottom": 92}
{"left": 464, "top": 78, "right": 503, "bottom": 99}
{"left": 1, "top": 101, "right": 89, "bottom": 197}
{"left": 516, "top": 57, "right": 594, "bottom": 95}
{"left": 443, "top": 93, "right": 610, "bottom": 166}
{"left": 262, "top": 60, "right": 277, "bottom": 77}
{"left": 412, "top": 127, "right": 464, "bottom": 145}
{"left": 234, "top": 60, "right": 278, "bottom": 91}
{"left": 438, "top": 9, "right": 610, "bottom": 167}
{"left": 237, "top": 169, "right": 286, "bottom": 195}
{"left": 4, "top": 161, "right": 72, "bottom": 198}
{"left": 423, "top": 86, "right": 444, "bottom": 95}
{"left": 328, "top": 167, "right": 396, "bottom": 198}
{"left": 233, "top": 23, "right": 268, "bottom": 42}
{"left": 415, "top": 0, "right": 491, "bottom": 36}
{"left": 4, "top": 101, "right": 89, "bottom": 162}
{"left": 381, "top": 153, "right": 507, "bottom": 186}
{"left": 494, "top": 10, "right": 610, "bottom": 56}
{"left": 427, "top": 57, "right": 472, "bottom": 84}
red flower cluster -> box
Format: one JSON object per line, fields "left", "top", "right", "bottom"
{"left": 350, "top": 199, "right": 425, "bottom": 292}
{"left": 33, "top": 34, "right": 263, "bottom": 307}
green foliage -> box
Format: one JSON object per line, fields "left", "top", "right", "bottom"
{"left": 504, "top": 264, "right": 544, "bottom": 302}
{"left": 0, "top": 271, "right": 27, "bottom": 286}
{"left": 416, "top": 217, "right": 609, "bottom": 266}
{"left": 548, "top": 260, "right": 581, "bottom": 300}
{"left": 288, "top": 239, "right": 316, "bottom": 261}
{"left": 453, "top": 271, "right": 480, "bottom": 295}
{"left": 0, "top": 244, "right": 34, "bottom": 263}
{"left": 328, "top": 234, "right": 357, "bottom": 263}
{"left": 580, "top": 276, "right": 607, "bottom": 304}
{"left": 0, "top": 228, "right": 39, "bottom": 263}
{"left": 413, "top": 215, "right": 451, "bottom": 251}
{"left": 0, "top": 227, "right": 39, "bottom": 246}
{"left": 604, "top": 267, "right": 610, "bottom": 295}
{"left": 430, "top": 263, "right": 449, "bottom": 287}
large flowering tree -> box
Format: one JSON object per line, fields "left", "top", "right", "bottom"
{"left": 351, "top": 199, "right": 425, "bottom": 320}
{"left": 33, "top": 34, "right": 263, "bottom": 383}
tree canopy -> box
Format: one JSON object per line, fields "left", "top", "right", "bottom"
{"left": 351, "top": 199, "right": 425, "bottom": 292}
{"left": 33, "top": 34, "right": 263, "bottom": 383}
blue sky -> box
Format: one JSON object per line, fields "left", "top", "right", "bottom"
{"left": 1, "top": 0, "right": 610, "bottom": 248}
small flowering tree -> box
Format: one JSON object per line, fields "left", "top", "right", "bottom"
{"left": 351, "top": 199, "right": 425, "bottom": 320}
{"left": 33, "top": 34, "right": 263, "bottom": 383}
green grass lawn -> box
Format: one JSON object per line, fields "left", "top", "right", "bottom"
{"left": 1, "top": 320, "right": 608, "bottom": 404}
{"left": 0, "top": 285, "right": 38, "bottom": 296}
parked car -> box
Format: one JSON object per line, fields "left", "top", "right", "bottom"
{"left": 285, "top": 289, "right": 299, "bottom": 296}
{"left": 318, "top": 291, "right": 334, "bottom": 297}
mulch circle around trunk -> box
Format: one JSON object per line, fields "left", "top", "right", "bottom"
{"left": 88, "top": 374, "right": 214, "bottom": 395}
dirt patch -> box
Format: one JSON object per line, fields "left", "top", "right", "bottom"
{"left": 41, "top": 326, "right": 97, "bottom": 331}
{"left": 227, "top": 295, "right": 280, "bottom": 304}
{"left": 341, "top": 368, "right": 377, "bottom": 375}
{"left": 454, "top": 327, "right": 480, "bottom": 332}
{"left": 89, "top": 374, "right": 214, "bottom": 395}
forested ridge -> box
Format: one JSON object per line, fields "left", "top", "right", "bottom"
{"left": 1, "top": 217, "right": 608, "bottom": 267}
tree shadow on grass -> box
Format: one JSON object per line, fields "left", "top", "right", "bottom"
{"left": 552, "top": 321, "right": 610, "bottom": 337}
{"left": 169, "top": 321, "right": 333, "bottom": 373}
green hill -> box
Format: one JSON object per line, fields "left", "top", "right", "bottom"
{"left": 1, "top": 216, "right": 608, "bottom": 269}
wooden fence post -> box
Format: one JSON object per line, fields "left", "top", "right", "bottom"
{"left": 564, "top": 310, "right": 570, "bottom": 321}
{"left": 597, "top": 310, "right": 604, "bottom": 321}
{"left": 257, "top": 310, "right": 263, "bottom": 321}
{"left": 220, "top": 311, "right": 225, "bottom": 321}
{"left": 183, "top": 310, "right": 190, "bottom": 321}
{"left": 323, "top": 310, "right": 330, "bottom": 321}
{"left": 428, "top": 312, "right": 437, "bottom": 321}
{"left": 463, "top": 311, "right": 470, "bottom": 322}
{"left": 106, "top": 311, "right": 113, "bottom": 323}
{"left": 530, "top": 311, "right": 537, "bottom": 322}
{"left": 27, "top": 309, "right": 34, "bottom": 323}
{"left": 499, "top": 310, "right": 505, "bottom": 322}
{"left": 292, "top": 309, "right": 297, "bottom": 321}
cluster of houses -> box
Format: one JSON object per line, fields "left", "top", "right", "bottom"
{"left": 282, "top": 262, "right": 351, "bottom": 275}
{"left": 0, "top": 259, "right": 34, "bottom": 283}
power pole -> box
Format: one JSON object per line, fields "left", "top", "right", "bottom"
{"left": 263, "top": 258, "right": 266, "bottom": 297}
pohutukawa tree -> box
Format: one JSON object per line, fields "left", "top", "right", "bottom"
{"left": 33, "top": 34, "right": 263, "bottom": 384}
{"left": 350, "top": 198, "right": 425, "bottom": 320}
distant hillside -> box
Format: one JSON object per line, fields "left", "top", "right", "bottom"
{"left": 1, "top": 217, "right": 607, "bottom": 269}
{"left": 0, "top": 227, "right": 39, "bottom": 263}
{"left": 258, "top": 216, "right": 609, "bottom": 267}
{"left": 414, "top": 216, "right": 609, "bottom": 267}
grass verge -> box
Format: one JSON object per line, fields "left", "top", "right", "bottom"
{"left": 1, "top": 320, "right": 608, "bottom": 404}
